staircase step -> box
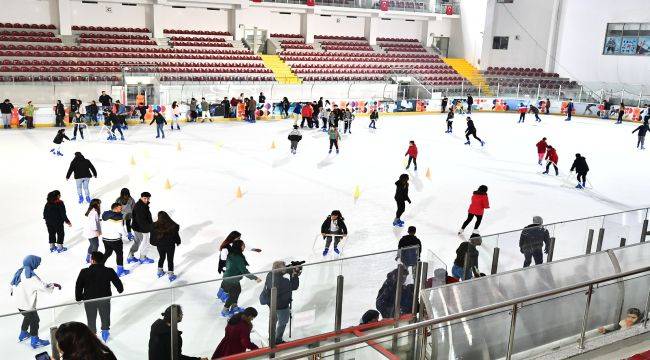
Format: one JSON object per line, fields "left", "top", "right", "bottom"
{"left": 442, "top": 58, "right": 492, "bottom": 95}
{"left": 261, "top": 54, "right": 301, "bottom": 84}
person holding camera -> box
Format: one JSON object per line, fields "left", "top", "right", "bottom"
{"left": 260, "top": 261, "right": 300, "bottom": 344}
{"left": 321, "top": 210, "right": 348, "bottom": 256}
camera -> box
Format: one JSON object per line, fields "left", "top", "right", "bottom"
{"left": 287, "top": 260, "right": 305, "bottom": 275}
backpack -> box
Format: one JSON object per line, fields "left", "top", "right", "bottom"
{"left": 259, "top": 283, "right": 270, "bottom": 305}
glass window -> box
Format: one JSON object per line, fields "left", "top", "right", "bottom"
{"left": 492, "top": 36, "right": 509, "bottom": 50}
{"left": 604, "top": 23, "right": 650, "bottom": 56}
{"left": 497, "top": 0, "right": 513, "bottom": 3}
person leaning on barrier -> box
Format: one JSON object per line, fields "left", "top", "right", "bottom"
{"left": 519, "top": 216, "right": 550, "bottom": 268}
{"left": 397, "top": 226, "right": 422, "bottom": 270}
{"left": 148, "top": 305, "right": 208, "bottom": 360}
{"left": 452, "top": 233, "right": 481, "bottom": 280}
{"left": 598, "top": 308, "right": 643, "bottom": 334}
{"left": 259, "top": 261, "right": 301, "bottom": 344}
{"left": 375, "top": 263, "right": 409, "bottom": 319}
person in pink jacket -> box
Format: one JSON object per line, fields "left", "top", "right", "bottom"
{"left": 458, "top": 185, "right": 490, "bottom": 234}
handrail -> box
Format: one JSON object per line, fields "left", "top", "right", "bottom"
{"left": 273, "top": 265, "right": 650, "bottom": 359}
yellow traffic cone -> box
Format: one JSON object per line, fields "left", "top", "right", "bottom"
{"left": 176, "top": 142, "right": 182, "bottom": 151}
{"left": 353, "top": 185, "right": 361, "bottom": 200}
{"left": 402, "top": 157, "right": 408, "bottom": 167}
{"left": 164, "top": 179, "right": 172, "bottom": 190}
{"left": 271, "top": 141, "right": 276, "bottom": 149}
{"left": 236, "top": 186, "right": 243, "bottom": 198}
{"left": 215, "top": 141, "right": 223, "bottom": 150}
{"left": 143, "top": 172, "right": 151, "bottom": 182}
{"left": 426, "top": 168, "right": 432, "bottom": 180}
{"left": 130, "top": 156, "right": 136, "bottom": 166}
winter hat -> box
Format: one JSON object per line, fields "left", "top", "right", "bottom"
{"left": 10, "top": 255, "right": 41, "bottom": 286}
{"left": 360, "top": 310, "right": 380, "bottom": 325}
{"left": 533, "top": 216, "right": 543, "bottom": 225}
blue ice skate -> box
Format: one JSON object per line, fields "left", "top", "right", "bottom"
{"left": 30, "top": 336, "right": 49, "bottom": 349}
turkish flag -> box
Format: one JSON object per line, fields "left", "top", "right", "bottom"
{"left": 445, "top": 5, "right": 453, "bottom": 15}
{"left": 306, "top": 0, "right": 315, "bottom": 6}
{"left": 380, "top": 0, "right": 388, "bottom": 11}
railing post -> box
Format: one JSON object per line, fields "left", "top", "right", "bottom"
{"left": 171, "top": 305, "right": 179, "bottom": 360}
{"left": 334, "top": 275, "right": 344, "bottom": 360}
{"left": 586, "top": 229, "right": 594, "bottom": 254}
{"left": 392, "top": 264, "right": 405, "bottom": 351}
{"left": 411, "top": 261, "right": 422, "bottom": 315}
{"left": 644, "top": 289, "right": 650, "bottom": 329}
{"left": 496, "top": 83, "right": 500, "bottom": 97}
{"left": 50, "top": 326, "right": 60, "bottom": 360}
{"left": 578, "top": 86, "right": 582, "bottom": 103}
{"left": 641, "top": 219, "right": 648, "bottom": 243}
{"left": 536, "top": 84, "right": 540, "bottom": 100}
{"left": 596, "top": 228, "right": 605, "bottom": 252}
{"left": 410, "top": 261, "right": 422, "bottom": 358}
{"left": 578, "top": 285, "right": 594, "bottom": 349}
{"left": 620, "top": 237, "right": 626, "bottom": 247}
{"left": 557, "top": 85, "right": 561, "bottom": 101}
{"left": 462, "top": 251, "right": 470, "bottom": 280}
{"left": 505, "top": 304, "right": 518, "bottom": 360}
{"left": 547, "top": 237, "right": 556, "bottom": 262}
{"left": 516, "top": 83, "right": 520, "bottom": 98}
{"left": 461, "top": 81, "right": 464, "bottom": 95}
{"left": 491, "top": 247, "right": 500, "bottom": 275}
{"left": 269, "top": 286, "right": 278, "bottom": 352}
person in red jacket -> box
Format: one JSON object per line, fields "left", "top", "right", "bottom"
{"left": 517, "top": 103, "right": 527, "bottom": 123}
{"left": 212, "top": 307, "right": 259, "bottom": 358}
{"left": 536, "top": 137, "right": 547, "bottom": 165}
{"left": 300, "top": 103, "right": 313, "bottom": 128}
{"left": 405, "top": 140, "right": 418, "bottom": 171}
{"left": 458, "top": 185, "right": 490, "bottom": 234}
{"left": 543, "top": 145, "right": 559, "bottom": 175}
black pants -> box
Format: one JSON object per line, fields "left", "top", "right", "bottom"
{"left": 223, "top": 107, "right": 230, "bottom": 118}
{"left": 519, "top": 113, "right": 525, "bottom": 122}
{"left": 523, "top": 249, "right": 543, "bottom": 267}
{"left": 300, "top": 116, "right": 312, "bottom": 128}
{"left": 221, "top": 281, "right": 241, "bottom": 308}
{"left": 324, "top": 235, "right": 343, "bottom": 249}
{"left": 534, "top": 113, "right": 541, "bottom": 121}
{"left": 73, "top": 124, "right": 84, "bottom": 138}
{"left": 447, "top": 120, "right": 452, "bottom": 132}
{"left": 329, "top": 139, "right": 339, "bottom": 150}
{"left": 406, "top": 156, "right": 417, "bottom": 169}
{"left": 466, "top": 131, "right": 482, "bottom": 142}
{"left": 47, "top": 223, "right": 64, "bottom": 244}
{"left": 25, "top": 116, "right": 34, "bottom": 128}
{"left": 461, "top": 213, "right": 483, "bottom": 230}
{"left": 55, "top": 115, "right": 64, "bottom": 126}
{"left": 577, "top": 172, "right": 587, "bottom": 184}
{"left": 545, "top": 162, "right": 558, "bottom": 175}
{"left": 111, "top": 125, "right": 123, "bottom": 138}
{"left": 396, "top": 200, "right": 406, "bottom": 219}
{"left": 283, "top": 108, "right": 289, "bottom": 118}
{"left": 103, "top": 240, "right": 124, "bottom": 266}
{"left": 617, "top": 111, "right": 624, "bottom": 123}
{"left": 19, "top": 309, "right": 39, "bottom": 336}
{"left": 344, "top": 120, "right": 351, "bottom": 133}
{"left": 157, "top": 244, "right": 175, "bottom": 272}
{"left": 84, "top": 300, "right": 111, "bottom": 333}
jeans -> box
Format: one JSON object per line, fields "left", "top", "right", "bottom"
{"left": 406, "top": 156, "right": 417, "bottom": 169}
{"left": 324, "top": 236, "right": 342, "bottom": 249}
{"left": 369, "top": 119, "right": 376, "bottom": 128}
{"left": 84, "top": 300, "right": 111, "bottom": 333}
{"left": 19, "top": 309, "right": 39, "bottom": 336}
{"left": 276, "top": 308, "right": 291, "bottom": 342}
{"left": 157, "top": 244, "right": 175, "bottom": 272}
{"left": 451, "top": 264, "right": 473, "bottom": 280}
{"left": 73, "top": 123, "right": 85, "bottom": 138}
{"left": 290, "top": 141, "right": 298, "bottom": 151}
{"left": 523, "top": 249, "right": 543, "bottom": 267}
{"left": 47, "top": 223, "right": 65, "bottom": 244}
{"left": 129, "top": 231, "right": 151, "bottom": 258}
{"left": 156, "top": 123, "right": 165, "bottom": 138}
{"left": 638, "top": 135, "right": 645, "bottom": 148}
{"left": 461, "top": 213, "right": 483, "bottom": 230}
{"left": 111, "top": 125, "right": 123, "bottom": 139}
{"left": 87, "top": 237, "right": 99, "bottom": 254}
{"left": 103, "top": 239, "right": 124, "bottom": 266}
{"left": 1, "top": 113, "right": 11, "bottom": 127}
{"left": 75, "top": 178, "right": 90, "bottom": 198}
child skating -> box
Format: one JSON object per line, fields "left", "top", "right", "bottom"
{"left": 70, "top": 112, "right": 86, "bottom": 140}
{"left": 458, "top": 185, "right": 490, "bottom": 234}
{"left": 328, "top": 126, "right": 340, "bottom": 154}
{"left": 288, "top": 125, "right": 302, "bottom": 154}
{"left": 445, "top": 108, "right": 454, "bottom": 133}
{"left": 517, "top": 103, "right": 527, "bottom": 123}
{"left": 632, "top": 121, "right": 649, "bottom": 149}
{"left": 405, "top": 141, "right": 418, "bottom": 171}
{"left": 343, "top": 108, "right": 354, "bottom": 134}
{"left": 570, "top": 153, "right": 589, "bottom": 189}
{"left": 321, "top": 210, "right": 347, "bottom": 256}
{"left": 543, "top": 145, "right": 559, "bottom": 176}
{"left": 149, "top": 110, "right": 167, "bottom": 139}
{"left": 464, "top": 117, "right": 484, "bottom": 146}
{"left": 369, "top": 109, "right": 378, "bottom": 129}
{"left": 536, "top": 137, "right": 547, "bottom": 165}
{"left": 393, "top": 174, "right": 411, "bottom": 227}
{"left": 50, "top": 129, "right": 69, "bottom": 156}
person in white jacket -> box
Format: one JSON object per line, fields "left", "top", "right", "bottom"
{"left": 84, "top": 199, "right": 102, "bottom": 264}
{"left": 101, "top": 203, "right": 130, "bottom": 277}
{"left": 10, "top": 255, "right": 61, "bottom": 349}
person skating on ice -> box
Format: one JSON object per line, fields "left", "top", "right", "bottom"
{"left": 536, "top": 137, "right": 548, "bottom": 165}
{"left": 115, "top": 188, "right": 135, "bottom": 240}
{"left": 616, "top": 102, "right": 625, "bottom": 124}
{"left": 288, "top": 125, "right": 302, "bottom": 155}
{"left": 458, "top": 185, "right": 489, "bottom": 234}
{"left": 219, "top": 240, "right": 262, "bottom": 317}
{"left": 216, "top": 231, "right": 262, "bottom": 302}
{"left": 632, "top": 120, "right": 649, "bottom": 149}
{"left": 66, "top": 151, "right": 97, "bottom": 204}
{"left": 369, "top": 108, "right": 378, "bottom": 129}
{"left": 11, "top": 255, "right": 61, "bottom": 349}
{"left": 70, "top": 112, "right": 86, "bottom": 140}
{"left": 529, "top": 104, "right": 541, "bottom": 122}
{"left": 405, "top": 141, "right": 418, "bottom": 171}
{"left": 393, "top": 174, "right": 411, "bottom": 227}
{"left": 441, "top": 96, "right": 448, "bottom": 113}
{"left": 517, "top": 103, "right": 527, "bottom": 123}
{"left": 543, "top": 145, "right": 559, "bottom": 176}
{"left": 343, "top": 108, "right": 354, "bottom": 134}
{"left": 101, "top": 202, "right": 130, "bottom": 277}
{"left": 104, "top": 111, "right": 124, "bottom": 141}
{"left": 128, "top": 192, "right": 155, "bottom": 265}
{"left": 464, "top": 117, "right": 484, "bottom": 146}
{"left": 452, "top": 233, "right": 481, "bottom": 280}
{"left": 149, "top": 110, "right": 167, "bottom": 139}
{"left": 564, "top": 98, "right": 574, "bottom": 121}
{"left": 149, "top": 211, "right": 181, "bottom": 282}
{"left": 321, "top": 210, "right": 348, "bottom": 256}
{"left": 51, "top": 128, "right": 69, "bottom": 156}
{"left": 466, "top": 94, "right": 474, "bottom": 114}
{"left": 43, "top": 190, "right": 71, "bottom": 253}
{"left": 445, "top": 108, "right": 454, "bottom": 133}
{"left": 328, "top": 126, "right": 340, "bottom": 154}
{"left": 83, "top": 199, "right": 102, "bottom": 263}
{"left": 170, "top": 101, "right": 181, "bottom": 130}
{"left": 570, "top": 153, "right": 589, "bottom": 189}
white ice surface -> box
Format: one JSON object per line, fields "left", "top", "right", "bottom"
{"left": 0, "top": 112, "right": 648, "bottom": 358}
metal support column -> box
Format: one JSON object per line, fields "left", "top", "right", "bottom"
{"left": 596, "top": 228, "right": 605, "bottom": 252}
{"left": 547, "top": 237, "right": 555, "bottom": 262}
{"left": 641, "top": 220, "right": 648, "bottom": 243}
{"left": 392, "top": 264, "right": 405, "bottom": 351}
{"left": 491, "top": 247, "right": 500, "bottom": 275}
{"left": 586, "top": 229, "right": 594, "bottom": 254}
{"left": 578, "top": 285, "right": 594, "bottom": 349}
{"left": 334, "top": 275, "right": 344, "bottom": 360}
{"left": 505, "top": 304, "right": 519, "bottom": 360}
{"left": 171, "top": 305, "right": 179, "bottom": 360}
{"left": 269, "top": 287, "right": 278, "bottom": 352}
{"left": 620, "top": 238, "right": 626, "bottom": 247}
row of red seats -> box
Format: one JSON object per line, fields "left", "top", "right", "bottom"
{"left": 72, "top": 25, "right": 149, "bottom": 33}
{"left": 423, "top": 80, "right": 465, "bottom": 86}
{"left": 0, "top": 36, "right": 61, "bottom": 43}
{"left": 282, "top": 44, "right": 313, "bottom": 49}
{"left": 486, "top": 70, "right": 560, "bottom": 78}
{"left": 486, "top": 81, "right": 575, "bottom": 89}
{"left": 322, "top": 46, "right": 374, "bottom": 52}
{"left": 0, "top": 75, "right": 118, "bottom": 82}
{"left": 379, "top": 43, "right": 423, "bottom": 48}
{"left": 314, "top": 35, "right": 365, "bottom": 41}
{"left": 128, "top": 68, "right": 272, "bottom": 74}
{"left": 79, "top": 33, "right": 150, "bottom": 40}
{"left": 270, "top": 33, "right": 303, "bottom": 39}
{"left": 0, "top": 65, "right": 272, "bottom": 74}
{"left": 283, "top": 56, "right": 440, "bottom": 63}
{"left": 384, "top": 48, "right": 427, "bottom": 53}
{"left": 376, "top": 37, "right": 419, "bottom": 42}
{"left": 487, "top": 66, "right": 544, "bottom": 72}
{"left": 291, "top": 63, "right": 451, "bottom": 69}
{"left": 320, "top": 41, "right": 369, "bottom": 46}
{"left": 0, "top": 30, "right": 54, "bottom": 37}
{"left": 168, "top": 36, "right": 226, "bottom": 42}
{"left": 170, "top": 41, "right": 234, "bottom": 48}
{"left": 159, "top": 75, "right": 274, "bottom": 82}
{"left": 164, "top": 29, "right": 231, "bottom": 36}
{"left": 280, "top": 40, "right": 305, "bottom": 44}
{"left": 1, "top": 59, "right": 266, "bottom": 68}
{"left": 487, "top": 78, "right": 575, "bottom": 86}
{"left": 0, "top": 66, "right": 121, "bottom": 73}
{"left": 80, "top": 39, "right": 157, "bottom": 46}
{"left": 0, "top": 44, "right": 251, "bottom": 54}
{"left": 0, "top": 23, "right": 56, "bottom": 30}
{"left": 302, "top": 75, "right": 384, "bottom": 81}
{"left": 282, "top": 51, "right": 438, "bottom": 59}
{"left": 0, "top": 50, "right": 262, "bottom": 60}
{"left": 293, "top": 69, "right": 454, "bottom": 75}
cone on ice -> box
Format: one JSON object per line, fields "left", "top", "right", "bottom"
{"left": 215, "top": 141, "right": 223, "bottom": 150}
{"left": 144, "top": 172, "right": 151, "bottom": 182}
{"left": 176, "top": 142, "right": 182, "bottom": 151}
{"left": 402, "top": 157, "right": 408, "bottom": 167}
{"left": 353, "top": 185, "right": 361, "bottom": 200}
{"left": 426, "top": 168, "right": 432, "bottom": 180}
{"left": 164, "top": 179, "right": 172, "bottom": 190}
{"left": 236, "top": 186, "right": 243, "bottom": 198}
{"left": 271, "top": 141, "right": 276, "bottom": 149}
{"left": 130, "top": 156, "right": 136, "bottom": 166}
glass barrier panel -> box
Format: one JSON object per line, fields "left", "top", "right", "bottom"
{"left": 477, "top": 233, "right": 498, "bottom": 276}
{"left": 612, "top": 242, "right": 650, "bottom": 273}
{"left": 1, "top": 306, "right": 56, "bottom": 359}
{"left": 423, "top": 250, "right": 449, "bottom": 289}
{"left": 551, "top": 216, "right": 602, "bottom": 261}
{"left": 601, "top": 209, "right": 647, "bottom": 250}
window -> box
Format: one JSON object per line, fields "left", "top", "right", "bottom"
{"left": 492, "top": 36, "right": 509, "bottom": 50}
{"left": 497, "top": 0, "right": 514, "bottom": 3}
{"left": 603, "top": 22, "right": 650, "bottom": 56}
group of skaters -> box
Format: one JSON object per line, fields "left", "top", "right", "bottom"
{"left": 536, "top": 137, "right": 590, "bottom": 189}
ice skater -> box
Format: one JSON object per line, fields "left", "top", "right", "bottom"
{"left": 150, "top": 211, "right": 180, "bottom": 281}
{"left": 104, "top": 111, "right": 124, "bottom": 141}
{"left": 632, "top": 121, "right": 649, "bottom": 149}
{"left": 536, "top": 137, "right": 548, "bottom": 165}
{"left": 343, "top": 108, "right": 354, "bottom": 134}
{"left": 219, "top": 240, "right": 261, "bottom": 317}
{"left": 393, "top": 174, "right": 411, "bottom": 227}
{"left": 564, "top": 98, "right": 574, "bottom": 121}
{"left": 328, "top": 126, "right": 340, "bottom": 154}
{"left": 517, "top": 103, "right": 527, "bottom": 123}
{"left": 543, "top": 145, "right": 559, "bottom": 176}
{"left": 405, "top": 141, "right": 418, "bottom": 171}
{"left": 466, "top": 94, "right": 473, "bottom": 114}
{"left": 321, "top": 210, "right": 348, "bottom": 256}
{"left": 66, "top": 152, "right": 97, "bottom": 204}
{"left": 83, "top": 199, "right": 102, "bottom": 263}
{"left": 50, "top": 128, "right": 69, "bottom": 156}
{"left": 570, "top": 153, "right": 589, "bottom": 189}
{"left": 43, "top": 190, "right": 71, "bottom": 253}
{"left": 149, "top": 109, "right": 167, "bottom": 139}
{"left": 101, "top": 202, "right": 130, "bottom": 277}
{"left": 288, "top": 125, "right": 302, "bottom": 155}
{"left": 441, "top": 96, "right": 448, "bottom": 113}
{"left": 464, "top": 117, "right": 484, "bottom": 146}
{"left": 70, "top": 112, "right": 86, "bottom": 140}
{"left": 458, "top": 185, "right": 490, "bottom": 234}
{"left": 616, "top": 102, "right": 625, "bottom": 124}
{"left": 445, "top": 108, "right": 454, "bottom": 133}
{"left": 170, "top": 101, "right": 181, "bottom": 130}
{"left": 115, "top": 188, "right": 135, "bottom": 240}
{"left": 369, "top": 108, "right": 378, "bottom": 129}
{"left": 529, "top": 104, "right": 541, "bottom": 122}
{"left": 11, "top": 255, "right": 61, "bottom": 349}
{"left": 129, "top": 192, "right": 155, "bottom": 265}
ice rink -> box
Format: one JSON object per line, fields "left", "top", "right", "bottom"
{"left": 1, "top": 111, "right": 648, "bottom": 358}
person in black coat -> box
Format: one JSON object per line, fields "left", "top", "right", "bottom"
{"left": 221, "top": 97, "right": 230, "bottom": 119}
{"left": 632, "top": 121, "right": 649, "bottom": 149}
{"left": 519, "top": 216, "right": 550, "bottom": 267}
{"left": 75, "top": 252, "right": 123, "bottom": 339}
{"left": 66, "top": 152, "right": 98, "bottom": 204}
{"left": 466, "top": 94, "right": 473, "bottom": 114}
{"left": 150, "top": 110, "right": 167, "bottom": 139}
{"left": 258, "top": 92, "right": 266, "bottom": 106}
{"left": 375, "top": 264, "right": 409, "bottom": 319}
{"left": 452, "top": 233, "right": 481, "bottom": 280}
{"left": 148, "top": 305, "right": 206, "bottom": 360}
{"left": 260, "top": 261, "right": 300, "bottom": 344}
{"left": 150, "top": 211, "right": 181, "bottom": 282}
{"left": 393, "top": 174, "right": 411, "bottom": 227}
{"left": 98, "top": 91, "right": 112, "bottom": 109}
{"left": 43, "top": 190, "right": 71, "bottom": 253}
{"left": 51, "top": 128, "right": 70, "bottom": 156}
{"left": 445, "top": 108, "right": 454, "bottom": 133}
{"left": 320, "top": 210, "right": 347, "bottom": 256}
{"left": 104, "top": 111, "right": 124, "bottom": 141}
{"left": 464, "top": 117, "right": 484, "bottom": 146}
{"left": 570, "top": 153, "right": 589, "bottom": 189}
{"left": 441, "top": 96, "right": 448, "bottom": 113}
{"left": 398, "top": 226, "right": 421, "bottom": 268}
{"left": 55, "top": 100, "right": 65, "bottom": 127}
{"left": 87, "top": 100, "right": 99, "bottom": 125}
{"left": 129, "top": 192, "right": 154, "bottom": 264}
